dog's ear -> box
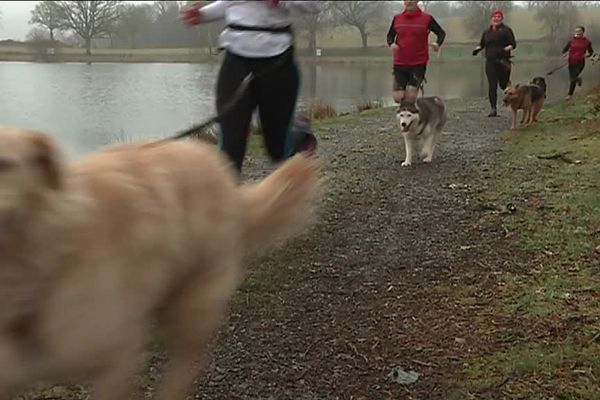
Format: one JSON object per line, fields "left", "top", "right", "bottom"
{"left": 514, "top": 83, "right": 520, "bottom": 89}
{"left": 29, "top": 133, "right": 63, "bottom": 190}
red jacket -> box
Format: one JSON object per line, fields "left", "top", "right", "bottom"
{"left": 563, "top": 36, "right": 594, "bottom": 64}
{"left": 386, "top": 8, "right": 446, "bottom": 66}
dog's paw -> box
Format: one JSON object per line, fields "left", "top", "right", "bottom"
{"left": 401, "top": 161, "right": 412, "bottom": 167}
{"left": 423, "top": 157, "right": 433, "bottom": 163}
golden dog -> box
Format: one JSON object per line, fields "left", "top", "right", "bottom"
{"left": 502, "top": 80, "right": 546, "bottom": 130}
{"left": 0, "top": 126, "right": 321, "bottom": 400}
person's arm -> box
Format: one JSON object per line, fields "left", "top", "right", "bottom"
{"left": 277, "top": 1, "right": 321, "bottom": 14}
{"left": 562, "top": 40, "right": 571, "bottom": 58}
{"left": 586, "top": 40, "right": 594, "bottom": 56}
{"left": 505, "top": 27, "right": 516, "bottom": 51}
{"left": 198, "top": 1, "right": 229, "bottom": 22}
{"left": 472, "top": 32, "right": 485, "bottom": 56}
{"left": 428, "top": 16, "right": 446, "bottom": 46}
{"left": 386, "top": 18, "right": 396, "bottom": 47}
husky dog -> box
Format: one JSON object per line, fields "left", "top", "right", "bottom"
{"left": 396, "top": 96, "right": 447, "bottom": 167}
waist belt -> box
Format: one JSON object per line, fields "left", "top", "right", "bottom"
{"left": 227, "top": 23, "right": 293, "bottom": 34}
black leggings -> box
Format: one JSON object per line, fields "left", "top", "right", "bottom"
{"left": 485, "top": 59, "right": 511, "bottom": 109}
{"left": 568, "top": 62, "right": 585, "bottom": 96}
{"left": 216, "top": 48, "right": 299, "bottom": 173}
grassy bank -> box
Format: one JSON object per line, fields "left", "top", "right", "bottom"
{"left": 451, "top": 89, "right": 600, "bottom": 398}
{"left": 0, "top": 41, "right": 561, "bottom": 64}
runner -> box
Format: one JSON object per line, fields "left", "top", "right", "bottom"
{"left": 472, "top": 9, "right": 517, "bottom": 117}
{"left": 180, "top": 1, "right": 320, "bottom": 173}
{"left": 386, "top": 0, "right": 446, "bottom": 103}
{"left": 562, "top": 25, "right": 594, "bottom": 101}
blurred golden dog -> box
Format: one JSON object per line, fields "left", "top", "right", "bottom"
{"left": 502, "top": 79, "right": 546, "bottom": 130}
{"left": 0, "top": 126, "right": 321, "bottom": 400}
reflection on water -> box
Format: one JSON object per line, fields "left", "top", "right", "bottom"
{"left": 0, "top": 60, "right": 597, "bottom": 158}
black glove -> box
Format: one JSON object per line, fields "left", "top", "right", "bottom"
{"left": 472, "top": 48, "right": 480, "bottom": 56}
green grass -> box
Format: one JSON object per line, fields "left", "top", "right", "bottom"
{"left": 450, "top": 88, "right": 600, "bottom": 398}
{"left": 456, "top": 342, "right": 600, "bottom": 399}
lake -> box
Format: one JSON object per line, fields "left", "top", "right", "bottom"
{"left": 0, "top": 59, "right": 597, "bottom": 158}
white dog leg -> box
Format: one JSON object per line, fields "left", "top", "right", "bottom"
{"left": 422, "top": 133, "right": 436, "bottom": 163}
{"left": 402, "top": 135, "right": 413, "bottom": 167}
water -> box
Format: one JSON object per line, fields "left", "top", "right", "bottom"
{"left": 0, "top": 60, "right": 596, "bottom": 159}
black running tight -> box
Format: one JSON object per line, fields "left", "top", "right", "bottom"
{"left": 568, "top": 62, "right": 585, "bottom": 96}
{"left": 485, "top": 59, "right": 511, "bottom": 109}
{"left": 215, "top": 47, "right": 299, "bottom": 173}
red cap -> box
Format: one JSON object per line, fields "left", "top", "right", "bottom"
{"left": 491, "top": 9, "right": 504, "bottom": 19}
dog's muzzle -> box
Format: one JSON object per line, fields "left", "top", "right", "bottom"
{"left": 400, "top": 121, "right": 412, "bottom": 132}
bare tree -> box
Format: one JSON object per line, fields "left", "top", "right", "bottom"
{"left": 529, "top": 1, "right": 578, "bottom": 55}
{"left": 293, "top": 1, "right": 334, "bottom": 54}
{"left": 30, "top": 1, "right": 63, "bottom": 42}
{"left": 422, "top": 1, "right": 453, "bottom": 18}
{"left": 116, "top": 3, "right": 153, "bottom": 49}
{"left": 27, "top": 26, "right": 50, "bottom": 42}
{"left": 53, "top": 1, "right": 122, "bottom": 55}
{"left": 458, "top": 1, "right": 514, "bottom": 40}
{"left": 331, "top": 1, "right": 388, "bottom": 49}
{"left": 148, "top": 1, "right": 195, "bottom": 48}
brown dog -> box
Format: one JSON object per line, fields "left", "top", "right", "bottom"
{"left": 0, "top": 126, "right": 321, "bottom": 400}
{"left": 502, "top": 80, "right": 546, "bottom": 130}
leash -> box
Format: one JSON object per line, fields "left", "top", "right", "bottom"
{"left": 167, "top": 72, "right": 254, "bottom": 141}
{"left": 546, "top": 62, "right": 567, "bottom": 76}
{"left": 159, "top": 48, "right": 293, "bottom": 143}
{"left": 410, "top": 72, "right": 426, "bottom": 97}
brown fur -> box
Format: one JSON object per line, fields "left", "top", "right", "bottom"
{"left": 502, "top": 80, "right": 546, "bottom": 130}
{"left": 0, "top": 126, "right": 321, "bottom": 400}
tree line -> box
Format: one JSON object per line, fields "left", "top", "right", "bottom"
{"left": 24, "top": 1, "right": 599, "bottom": 56}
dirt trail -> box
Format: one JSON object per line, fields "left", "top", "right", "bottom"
{"left": 188, "top": 98, "right": 521, "bottom": 400}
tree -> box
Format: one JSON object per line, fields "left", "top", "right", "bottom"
{"left": 148, "top": 1, "right": 195, "bottom": 48}
{"left": 293, "top": 1, "right": 334, "bottom": 54}
{"left": 30, "top": 1, "right": 63, "bottom": 42}
{"left": 457, "top": 1, "right": 514, "bottom": 40}
{"left": 53, "top": 1, "right": 122, "bottom": 56}
{"left": 529, "top": 1, "right": 578, "bottom": 55}
{"left": 26, "top": 27, "right": 50, "bottom": 42}
{"left": 422, "top": 1, "right": 453, "bottom": 18}
{"left": 115, "top": 3, "right": 153, "bottom": 49}
{"left": 331, "top": 1, "right": 388, "bottom": 49}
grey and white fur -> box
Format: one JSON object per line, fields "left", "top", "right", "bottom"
{"left": 395, "top": 96, "right": 447, "bottom": 167}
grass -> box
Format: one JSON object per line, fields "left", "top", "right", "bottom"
{"left": 449, "top": 88, "right": 600, "bottom": 398}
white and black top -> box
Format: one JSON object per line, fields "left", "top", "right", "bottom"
{"left": 201, "top": 1, "right": 321, "bottom": 58}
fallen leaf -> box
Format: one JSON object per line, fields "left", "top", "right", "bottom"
{"left": 387, "top": 366, "right": 420, "bottom": 385}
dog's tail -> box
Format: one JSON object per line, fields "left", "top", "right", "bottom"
{"left": 239, "top": 154, "right": 322, "bottom": 252}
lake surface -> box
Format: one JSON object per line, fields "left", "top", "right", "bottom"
{"left": 0, "top": 60, "right": 597, "bottom": 158}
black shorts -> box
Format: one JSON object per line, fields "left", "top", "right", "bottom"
{"left": 393, "top": 64, "right": 427, "bottom": 91}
